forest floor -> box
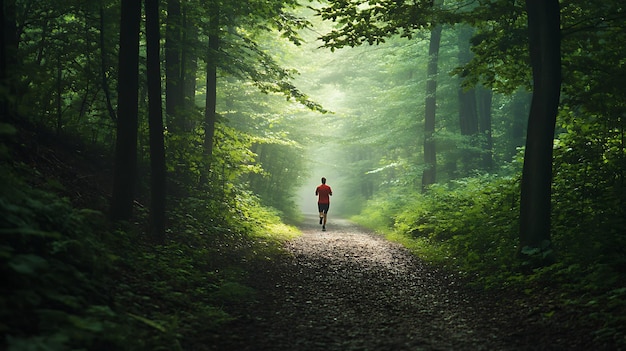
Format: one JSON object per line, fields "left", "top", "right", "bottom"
{"left": 212, "top": 214, "right": 609, "bottom": 351}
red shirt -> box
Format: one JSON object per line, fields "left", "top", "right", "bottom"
{"left": 316, "top": 184, "right": 332, "bottom": 204}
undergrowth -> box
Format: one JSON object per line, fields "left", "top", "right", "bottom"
{"left": 0, "top": 124, "right": 300, "bottom": 350}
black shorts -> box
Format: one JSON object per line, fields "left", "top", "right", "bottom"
{"left": 318, "top": 203, "right": 330, "bottom": 213}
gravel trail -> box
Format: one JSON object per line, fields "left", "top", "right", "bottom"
{"left": 213, "top": 215, "right": 595, "bottom": 351}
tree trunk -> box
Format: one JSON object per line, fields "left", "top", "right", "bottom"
{"left": 99, "top": 6, "right": 116, "bottom": 122}
{"left": 145, "top": 0, "right": 166, "bottom": 240}
{"left": 110, "top": 0, "right": 141, "bottom": 221}
{"left": 519, "top": 0, "right": 561, "bottom": 259}
{"left": 201, "top": 8, "right": 219, "bottom": 183}
{"left": 165, "top": 0, "right": 184, "bottom": 133}
{"left": 55, "top": 58, "right": 62, "bottom": 134}
{"left": 421, "top": 22, "right": 442, "bottom": 192}
{"left": 457, "top": 25, "right": 479, "bottom": 175}
{"left": 458, "top": 88, "right": 478, "bottom": 135}
{"left": 0, "top": 0, "right": 6, "bottom": 87}
{"left": 182, "top": 10, "right": 198, "bottom": 122}
{"left": 508, "top": 89, "right": 530, "bottom": 159}
{"left": 0, "top": 0, "right": 17, "bottom": 122}
{"left": 477, "top": 86, "right": 493, "bottom": 171}
{"left": 457, "top": 25, "right": 478, "bottom": 137}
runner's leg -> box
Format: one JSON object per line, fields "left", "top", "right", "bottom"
{"left": 318, "top": 203, "right": 324, "bottom": 224}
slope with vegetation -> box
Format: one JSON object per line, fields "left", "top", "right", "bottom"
{"left": 0, "top": 0, "right": 309, "bottom": 349}
{"left": 0, "top": 122, "right": 298, "bottom": 350}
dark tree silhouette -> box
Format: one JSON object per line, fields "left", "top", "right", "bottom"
{"left": 146, "top": 0, "right": 166, "bottom": 240}
{"left": 457, "top": 25, "right": 480, "bottom": 174}
{"left": 202, "top": 6, "right": 219, "bottom": 181}
{"left": 99, "top": 6, "right": 116, "bottom": 122}
{"left": 519, "top": 0, "right": 561, "bottom": 258}
{"left": 422, "top": 22, "right": 442, "bottom": 192}
{"left": 477, "top": 87, "right": 494, "bottom": 171}
{"left": 110, "top": 0, "right": 141, "bottom": 221}
{"left": 0, "top": 0, "right": 17, "bottom": 122}
{"left": 165, "top": 0, "right": 185, "bottom": 133}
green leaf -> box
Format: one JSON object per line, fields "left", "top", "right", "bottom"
{"left": 67, "top": 314, "right": 104, "bottom": 333}
{"left": 128, "top": 313, "right": 167, "bottom": 332}
{"left": 8, "top": 254, "right": 48, "bottom": 275}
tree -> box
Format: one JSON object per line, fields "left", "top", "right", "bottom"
{"left": 110, "top": 0, "right": 141, "bottom": 221}
{"left": 165, "top": 0, "right": 185, "bottom": 133}
{"left": 194, "top": 0, "right": 323, "bottom": 184}
{"left": 99, "top": 5, "right": 117, "bottom": 122}
{"left": 504, "top": 90, "right": 530, "bottom": 161}
{"left": 0, "top": 0, "right": 15, "bottom": 121}
{"left": 456, "top": 24, "right": 495, "bottom": 174}
{"left": 145, "top": 0, "right": 166, "bottom": 239}
{"left": 457, "top": 24, "right": 479, "bottom": 174}
{"left": 182, "top": 8, "right": 199, "bottom": 117}
{"left": 201, "top": 4, "right": 219, "bottom": 180}
{"left": 421, "top": 22, "right": 442, "bottom": 191}
{"left": 477, "top": 86, "right": 493, "bottom": 171}
{"left": 0, "top": 0, "right": 18, "bottom": 122}
{"left": 164, "top": 0, "right": 199, "bottom": 134}
{"left": 518, "top": 0, "right": 561, "bottom": 258}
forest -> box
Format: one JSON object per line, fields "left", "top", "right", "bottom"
{"left": 1, "top": 0, "right": 625, "bottom": 349}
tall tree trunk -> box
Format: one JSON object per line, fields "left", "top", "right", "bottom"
{"left": 508, "top": 89, "right": 530, "bottom": 159}
{"left": 99, "top": 6, "right": 116, "bottom": 122}
{"left": 519, "top": 0, "right": 561, "bottom": 259}
{"left": 110, "top": 0, "right": 141, "bottom": 221}
{"left": 55, "top": 58, "right": 62, "bottom": 134}
{"left": 165, "top": 0, "right": 184, "bottom": 133}
{"left": 145, "top": 0, "right": 166, "bottom": 240}
{"left": 458, "top": 88, "right": 478, "bottom": 135}
{"left": 421, "top": 22, "right": 442, "bottom": 192}
{"left": 201, "top": 8, "right": 219, "bottom": 183}
{"left": 457, "top": 25, "right": 478, "bottom": 137}
{"left": 182, "top": 10, "right": 198, "bottom": 123}
{"left": 477, "top": 86, "right": 493, "bottom": 171}
{"left": 457, "top": 24, "right": 479, "bottom": 175}
{"left": 0, "top": 0, "right": 17, "bottom": 122}
{"left": 0, "top": 0, "right": 6, "bottom": 88}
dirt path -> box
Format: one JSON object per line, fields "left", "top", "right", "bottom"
{"left": 213, "top": 215, "right": 594, "bottom": 350}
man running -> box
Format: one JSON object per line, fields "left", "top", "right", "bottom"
{"left": 315, "top": 177, "right": 332, "bottom": 231}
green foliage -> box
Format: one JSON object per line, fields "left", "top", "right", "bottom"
{"left": 13, "top": 0, "right": 119, "bottom": 138}
{"left": 216, "top": 77, "right": 311, "bottom": 222}
{"left": 221, "top": 29, "right": 327, "bottom": 113}
{"left": 453, "top": 1, "right": 530, "bottom": 94}
{"left": 0, "top": 164, "right": 122, "bottom": 350}
{"left": 355, "top": 173, "right": 521, "bottom": 273}
{"left": 0, "top": 134, "right": 301, "bottom": 350}
{"left": 316, "top": 0, "right": 437, "bottom": 49}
